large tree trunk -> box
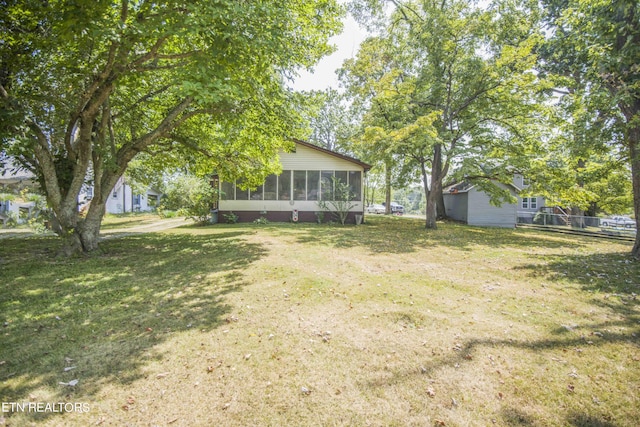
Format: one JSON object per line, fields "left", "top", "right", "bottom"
{"left": 425, "top": 144, "right": 443, "bottom": 229}
{"left": 629, "top": 127, "right": 640, "bottom": 259}
{"left": 54, "top": 200, "right": 105, "bottom": 256}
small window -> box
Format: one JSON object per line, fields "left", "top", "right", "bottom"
{"left": 522, "top": 198, "right": 529, "bottom": 209}
{"left": 112, "top": 190, "right": 118, "bottom": 199}
{"left": 221, "top": 182, "right": 235, "bottom": 200}
{"left": 334, "top": 170, "right": 347, "bottom": 185}
{"left": 236, "top": 180, "right": 249, "bottom": 200}
{"left": 307, "top": 171, "right": 319, "bottom": 201}
{"left": 264, "top": 174, "right": 277, "bottom": 200}
{"left": 349, "top": 171, "right": 362, "bottom": 201}
{"left": 530, "top": 197, "right": 537, "bottom": 209}
{"left": 321, "top": 171, "right": 334, "bottom": 200}
{"left": 278, "top": 170, "right": 291, "bottom": 200}
{"left": 251, "top": 184, "right": 264, "bottom": 200}
{"left": 293, "top": 171, "right": 306, "bottom": 201}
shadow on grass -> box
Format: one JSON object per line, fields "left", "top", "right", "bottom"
{"left": 360, "top": 248, "right": 639, "bottom": 425}
{"left": 0, "top": 231, "right": 265, "bottom": 421}
{"left": 282, "top": 216, "right": 589, "bottom": 254}
{"left": 515, "top": 251, "right": 640, "bottom": 295}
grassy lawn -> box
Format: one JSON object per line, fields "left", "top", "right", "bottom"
{"left": 1, "top": 216, "right": 638, "bottom": 426}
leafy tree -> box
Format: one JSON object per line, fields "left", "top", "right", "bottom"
{"left": 344, "top": 0, "right": 543, "bottom": 228}
{"left": 538, "top": 0, "right": 640, "bottom": 257}
{"left": 0, "top": 0, "right": 342, "bottom": 255}
{"left": 305, "top": 89, "right": 356, "bottom": 153}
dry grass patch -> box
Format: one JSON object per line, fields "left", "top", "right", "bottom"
{"left": 1, "top": 216, "right": 638, "bottom": 426}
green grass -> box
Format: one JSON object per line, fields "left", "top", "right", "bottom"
{"left": 1, "top": 216, "right": 639, "bottom": 426}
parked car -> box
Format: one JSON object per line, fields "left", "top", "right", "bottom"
{"left": 600, "top": 215, "right": 636, "bottom": 228}
{"left": 366, "top": 204, "right": 385, "bottom": 214}
{"left": 383, "top": 202, "right": 404, "bottom": 215}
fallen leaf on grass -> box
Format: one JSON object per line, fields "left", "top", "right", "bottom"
{"left": 127, "top": 396, "right": 135, "bottom": 405}
{"left": 426, "top": 387, "right": 436, "bottom": 397}
{"left": 59, "top": 379, "right": 78, "bottom": 387}
{"left": 156, "top": 372, "right": 170, "bottom": 379}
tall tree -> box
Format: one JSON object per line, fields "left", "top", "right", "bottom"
{"left": 0, "top": 0, "right": 342, "bottom": 255}
{"left": 539, "top": 0, "right": 640, "bottom": 258}
{"left": 345, "top": 0, "right": 543, "bottom": 228}
{"left": 305, "top": 89, "right": 355, "bottom": 153}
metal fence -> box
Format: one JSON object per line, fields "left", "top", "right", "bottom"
{"left": 517, "top": 211, "right": 637, "bottom": 239}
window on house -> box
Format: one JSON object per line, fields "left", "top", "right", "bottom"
{"left": 112, "top": 190, "right": 118, "bottom": 199}
{"left": 307, "top": 171, "right": 319, "bottom": 200}
{"left": 236, "top": 180, "right": 249, "bottom": 200}
{"left": 349, "top": 171, "right": 362, "bottom": 201}
{"left": 264, "top": 174, "right": 277, "bottom": 200}
{"left": 221, "top": 182, "right": 234, "bottom": 200}
{"left": 321, "top": 171, "right": 334, "bottom": 200}
{"left": 522, "top": 197, "right": 537, "bottom": 209}
{"left": 334, "top": 170, "right": 347, "bottom": 186}
{"left": 251, "top": 184, "right": 264, "bottom": 200}
{"left": 278, "top": 170, "right": 291, "bottom": 200}
{"left": 293, "top": 171, "right": 306, "bottom": 200}
{"left": 133, "top": 195, "right": 141, "bottom": 205}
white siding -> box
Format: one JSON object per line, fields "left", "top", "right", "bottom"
{"left": 467, "top": 187, "right": 517, "bottom": 228}
{"left": 279, "top": 144, "right": 358, "bottom": 171}
{"left": 443, "top": 193, "right": 468, "bottom": 222}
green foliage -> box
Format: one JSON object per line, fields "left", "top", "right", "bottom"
{"left": 253, "top": 216, "right": 269, "bottom": 225}
{"left": 342, "top": 0, "right": 545, "bottom": 227}
{"left": 160, "top": 175, "right": 215, "bottom": 224}
{"left": 224, "top": 211, "right": 239, "bottom": 224}
{"left": 0, "top": 0, "right": 343, "bottom": 252}
{"left": 317, "top": 177, "right": 358, "bottom": 225}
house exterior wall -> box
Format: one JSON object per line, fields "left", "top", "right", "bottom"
{"left": 105, "top": 182, "right": 160, "bottom": 214}
{"left": 218, "top": 142, "right": 368, "bottom": 223}
{"left": 513, "top": 174, "right": 545, "bottom": 223}
{"left": 443, "top": 193, "right": 468, "bottom": 222}
{"left": 467, "top": 186, "right": 517, "bottom": 228}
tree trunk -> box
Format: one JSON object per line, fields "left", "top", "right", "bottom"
{"left": 384, "top": 159, "right": 392, "bottom": 215}
{"left": 425, "top": 144, "right": 443, "bottom": 229}
{"left": 54, "top": 190, "right": 107, "bottom": 256}
{"left": 629, "top": 128, "right": 640, "bottom": 259}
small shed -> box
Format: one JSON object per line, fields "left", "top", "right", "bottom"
{"left": 443, "top": 181, "right": 519, "bottom": 228}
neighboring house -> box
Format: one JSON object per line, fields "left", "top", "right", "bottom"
{"left": 443, "top": 180, "right": 521, "bottom": 228}
{"left": 513, "top": 174, "right": 546, "bottom": 224}
{"left": 2, "top": 159, "right": 161, "bottom": 217}
{"left": 1, "top": 164, "right": 37, "bottom": 225}
{"left": 101, "top": 177, "right": 162, "bottom": 214}
{"left": 217, "top": 139, "right": 372, "bottom": 223}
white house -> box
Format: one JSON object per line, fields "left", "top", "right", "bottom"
{"left": 100, "top": 177, "right": 162, "bottom": 214}
{"left": 217, "top": 140, "right": 372, "bottom": 223}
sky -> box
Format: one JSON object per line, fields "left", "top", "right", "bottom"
{"left": 291, "top": 14, "right": 370, "bottom": 92}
